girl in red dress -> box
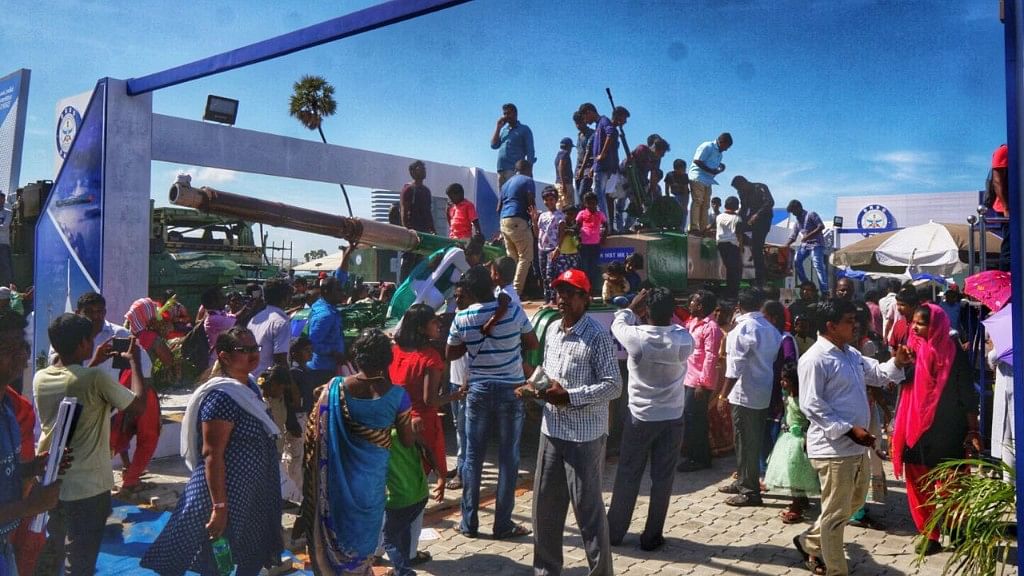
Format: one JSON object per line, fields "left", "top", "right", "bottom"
{"left": 390, "top": 304, "right": 465, "bottom": 498}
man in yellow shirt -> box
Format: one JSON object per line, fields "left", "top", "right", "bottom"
{"left": 33, "top": 313, "right": 149, "bottom": 576}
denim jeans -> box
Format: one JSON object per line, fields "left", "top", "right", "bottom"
{"left": 674, "top": 195, "right": 689, "bottom": 232}
{"left": 614, "top": 197, "right": 634, "bottom": 232}
{"left": 795, "top": 243, "right": 828, "bottom": 294}
{"left": 461, "top": 382, "right": 524, "bottom": 535}
{"left": 448, "top": 381, "right": 467, "bottom": 476}
{"left": 383, "top": 498, "right": 428, "bottom": 576}
{"left": 593, "top": 172, "right": 612, "bottom": 220}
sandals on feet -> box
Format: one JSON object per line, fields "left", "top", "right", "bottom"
{"left": 780, "top": 509, "right": 804, "bottom": 524}
{"left": 493, "top": 524, "right": 532, "bottom": 540}
{"left": 409, "top": 550, "right": 432, "bottom": 565}
{"left": 445, "top": 477, "right": 463, "bottom": 490}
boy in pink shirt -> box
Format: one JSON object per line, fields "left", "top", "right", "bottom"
{"left": 446, "top": 183, "right": 481, "bottom": 240}
{"left": 575, "top": 192, "right": 607, "bottom": 294}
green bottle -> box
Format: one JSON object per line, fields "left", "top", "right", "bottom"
{"left": 210, "top": 536, "right": 234, "bottom": 575}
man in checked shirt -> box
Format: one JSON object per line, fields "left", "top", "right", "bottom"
{"left": 517, "top": 268, "right": 621, "bottom": 576}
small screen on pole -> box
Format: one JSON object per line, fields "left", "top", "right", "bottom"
{"left": 203, "top": 95, "right": 238, "bottom": 125}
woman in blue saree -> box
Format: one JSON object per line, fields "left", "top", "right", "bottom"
{"left": 299, "top": 328, "right": 415, "bottom": 575}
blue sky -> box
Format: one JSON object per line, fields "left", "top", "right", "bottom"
{"left": 0, "top": 0, "right": 1008, "bottom": 258}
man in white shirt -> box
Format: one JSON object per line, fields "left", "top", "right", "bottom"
{"left": 247, "top": 278, "right": 302, "bottom": 500}
{"left": 878, "top": 279, "right": 901, "bottom": 343}
{"left": 607, "top": 288, "right": 693, "bottom": 551}
{"left": 794, "top": 299, "right": 910, "bottom": 576}
{"left": 716, "top": 288, "right": 781, "bottom": 506}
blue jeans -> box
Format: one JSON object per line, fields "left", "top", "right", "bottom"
{"left": 675, "top": 195, "right": 689, "bottom": 232}
{"left": 383, "top": 498, "right": 428, "bottom": 576}
{"left": 448, "top": 381, "right": 467, "bottom": 475}
{"left": 460, "top": 382, "right": 524, "bottom": 535}
{"left": 614, "top": 197, "right": 634, "bottom": 231}
{"left": 593, "top": 172, "right": 612, "bottom": 220}
{"left": 795, "top": 243, "right": 828, "bottom": 294}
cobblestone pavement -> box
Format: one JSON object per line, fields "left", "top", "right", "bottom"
{"left": 122, "top": 410, "right": 961, "bottom": 575}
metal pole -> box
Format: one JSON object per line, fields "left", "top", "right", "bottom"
{"left": 980, "top": 214, "right": 988, "bottom": 271}
{"left": 967, "top": 215, "right": 977, "bottom": 275}
{"left": 1002, "top": 2, "right": 1024, "bottom": 568}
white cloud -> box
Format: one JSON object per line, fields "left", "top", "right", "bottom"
{"left": 194, "top": 167, "right": 239, "bottom": 183}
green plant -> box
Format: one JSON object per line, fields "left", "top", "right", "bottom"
{"left": 917, "top": 458, "right": 1016, "bottom": 575}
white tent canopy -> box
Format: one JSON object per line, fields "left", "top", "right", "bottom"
{"left": 292, "top": 251, "right": 345, "bottom": 272}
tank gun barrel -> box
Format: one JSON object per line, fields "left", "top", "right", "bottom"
{"left": 169, "top": 181, "right": 421, "bottom": 252}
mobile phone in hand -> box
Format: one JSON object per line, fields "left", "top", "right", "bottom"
{"left": 111, "top": 337, "right": 131, "bottom": 370}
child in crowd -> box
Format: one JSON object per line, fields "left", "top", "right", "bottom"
{"left": 289, "top": 336, "right": 315, "bottom": 413}
{"left": 577, "top": 192, "right": 608, "bottom": 294}
{"left": 664, "top": 159, "right": 690, "bottom": 230}
{"left": 491, "top": 256, "right": 521, "bottom": 305}
{"left": 716, "top": 196, "right": 743, "bottom": 298}
{"left": 535, "top": 186, "right": 565, "bottom": 305}
{"left": 624, "top": 253, "right": 645, "bottom": 294}
{"left": 708, "top": 196, "right": 723, "bottom": 235}
{"left": 382, "top": 419, "right": 446, "bottom": 575}
{"left": 390, "top": 305, "right": 462, "bottom": 495}
{"left": 554, "top": 138, "right": 576, "bottom": 210}
{"left": 547, "top": 206, "right": 581, "bottom": 302}
{"left": 793, "top": 313, "right": 816, "bottom": 357}
{"left": 602, "top": 261, "right": 630, "bottom": 307}
{"left": 445, "top": 183, "right": 481, "bottom": 240}
{"left": 257, "top": 365, "right": 291, "bottom": 454}
{"left": 764, "top": 362, "right": 819, "bottom": 524}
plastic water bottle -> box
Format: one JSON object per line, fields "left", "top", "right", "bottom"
{"left": 210, "top": 536, "right": 234, "bottom": 575}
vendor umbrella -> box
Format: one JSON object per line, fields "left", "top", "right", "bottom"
{"left": 965, "top": 269, "right": 1011, "bottom": 312}
{"left": 830, "top": 221, "right": 1002, "bottom": 275}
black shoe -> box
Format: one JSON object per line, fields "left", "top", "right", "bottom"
{"left": 677, "top": 459, "right": 711, "bottom": 472}
{"left": 640, "top": 534, "right": 666, "bottom": 551}
{"left": 724, "top": 494, "right": 763, "bottom": 507}
{"left": 717, "top": 484, "right": 741, "bottom": 494}
{"left": 917, "top": 538, "right": 943, "bottom": 556}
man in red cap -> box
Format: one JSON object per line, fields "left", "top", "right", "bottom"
{"left": 519, "top": 268, "right": 621, "bottom": 576}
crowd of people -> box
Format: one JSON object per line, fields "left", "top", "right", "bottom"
{"left": 0, "top": 103, "right": 1011, "bottom": 576}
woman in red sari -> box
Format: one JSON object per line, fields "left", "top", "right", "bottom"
{"left": 892, "top": 303, "right": 981, "bottom": 556}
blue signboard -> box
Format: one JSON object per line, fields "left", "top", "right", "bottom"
{"left": 33, "top": 80, "right": 107, "bottom": 362}
{"left": 0, "top": 69, "right": 30, "bottom": 197}
{"left": 599, "top": 246, "right": 635, "bottom": 265}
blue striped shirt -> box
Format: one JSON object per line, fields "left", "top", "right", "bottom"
{"left": 447, "top": 301, "right": 533, "bottom": 386}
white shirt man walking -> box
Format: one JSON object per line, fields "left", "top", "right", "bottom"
{"left": 794, "top": 299, "right": 910, "bottom": 575}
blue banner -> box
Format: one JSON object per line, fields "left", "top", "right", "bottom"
{"left": 0, "top": 69, "right": 30, "bottom": 197}
{"left": 33, "top": 80, "right": 107, "bottom": 362}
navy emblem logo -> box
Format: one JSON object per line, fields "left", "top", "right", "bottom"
{"left": 857, "top": 204, "right": 895, "bottom": 237}
{"left": 56, "top": 106, "right": 82, "bottom": 159}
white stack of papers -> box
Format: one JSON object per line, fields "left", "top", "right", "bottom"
{"left": 30, "top": 397, "right": 79, "bottom": 534}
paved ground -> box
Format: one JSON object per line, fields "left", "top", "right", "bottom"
{"left": 120, "top": 404, "right": 967, "bottom": 575}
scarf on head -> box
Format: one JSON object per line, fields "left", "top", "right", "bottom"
{"left": 891, "top": 302, "right": 956, "bottom": 478}
{"left": 124, "top": 298, "right": 159, "bottom": 335}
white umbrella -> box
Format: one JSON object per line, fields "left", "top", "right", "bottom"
{"left": 292, "top": 250, "right": 344, "bottom": 272}
{"left": 873, "top": 221, "right": 977, "bottom": 275}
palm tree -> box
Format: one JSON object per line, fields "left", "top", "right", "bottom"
{"left": 289, "top": 75, "right": 352, "bottom": 216}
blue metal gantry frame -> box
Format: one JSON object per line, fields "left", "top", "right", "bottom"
{"left": 125, "top": 0, "right": 470, "bottom": 95}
